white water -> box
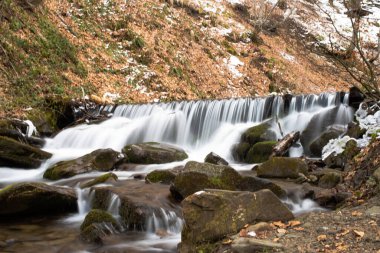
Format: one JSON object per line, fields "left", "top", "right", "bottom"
{"left": 0, "top": 92, "right": 354, "bottom": 252}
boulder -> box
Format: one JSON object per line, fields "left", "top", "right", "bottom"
{"left": 171, "top": 161, "right": 242, "bottom": 200}
{"left": 122, "top": 142, "right": 188, "bottom": 164}
{"left": 309, "top": 128, "right": 343, "bottom": 157}
{"left": 145, "top": 170, "right": 176, "bottom": 184}
{"left": 245, "top": 141, "right": 277, "bottom": 163}
{"left": 323, "top": 139, "right": 360, "bottom": 169}
{"left": 345, "top": 121, "right": 365, "bottom": 139}
{"left": 301, "top": 107, "right": 345, "bottom": 155}
{"left": 181, "top": 189, "right": 294, "bottom": 247}
{"left": 232, "top": 122, "right": 277, "bottom": 163}
{"left": 318, "top": 171, "right": 342, "bottom": 189}
{"left": 257, "top": 157, "right": 308, "bottom": 179}
{"left": 44, "top": 149, "right": 121, "bottom": 180}
{"left": 93, "top": 180, "right": 181, "bottom": 231}
{"left": 348, "top": 86, "right": 365, "bottom": 110}
{"left": 0, "top": 136, "right": 52, "bottom": 169}
{"left": 0, "top": 182, "right": 77, "bottom": 217}
{"left": 204, "top": 152, "right": 228, "bottom": 165}
{"left": 80, "top": 173, "right": 118, "bottom": 189}
{"left": 313, "top": 188, "right": 351, "bottom": 209}
{"left": 239, "top": 176, "right": 287, "bottom": 198}
{"left": 80, "top": 209, "right": 118, "bottom": 244}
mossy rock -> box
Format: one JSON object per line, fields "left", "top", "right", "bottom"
{"left": 239, "top": 176, "right": 286, "bottom": 198}
{"left": 122, "top": 142, "right": 188, "bottom": 164}
{"left": 0, "top": 182, "right": 77, "bottom": 217}
{"left": 80, "top": 209, "right": 118, "bottom": 244}
{"left": 318, "top": 172, "right": 342, "bottom": 189}
{"left": 80, "top": 173, "right": 118, "bottom": 189}
{"left": 232, "top": 142, "right": 251, "bottom": 161}
{"left": 0, "top": 136, "right": 52, "bottom": 169}
{"left": 257, "top": 157, "right": 308, "bottom": 179}
{"left": 27, "top": 110, "right": 58, "bottom": 137}
{"left": 346, "top": 121, "right": 366, "bottom": 139}
{"left": 242, "top": 122, "right": 276, "bottom": 145}
{"left": 80, "top": 209, "right": 118, "bottom": 231}
{"left": 323, "top": 139, "right": 360, "bottom": 169}
{"left": 171, "top": 161, "right": 242, "bottom": 200}
{"left": 245, "top": 141, "right": 277, "bottom": 163}
{"left": 145, "top": 170, "right": 176, "bottom": 184}
{"left": 44, "top": 149, "right": 120, "bottom": 180}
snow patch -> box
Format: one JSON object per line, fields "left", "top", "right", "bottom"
{"left": 223, "top": 55, "right": 244, "bottom": 78}
{"left": 322, "top": 136, "right": 354, "bottom": 160}
{"left": 280, "top": 52, "right": 296, "bottom": 62}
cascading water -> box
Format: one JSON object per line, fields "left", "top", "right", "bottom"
{"left": 0, "top": 92, "right": 355, "bottom": 253}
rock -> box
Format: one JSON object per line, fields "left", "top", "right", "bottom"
{"left": 309, "top": 128, "right": 343, "bottom": 157}
{"left": 257, "top": 157, "right": 308, "bottom": 179}
{"left": 242, "top": 122, "right": 276, "bottom": 145}
{"left": 348, "top": 86, "right": 365, "bottom": 110}
{"left": 92, "top": 180, "right": 181, "bottom": 231}
{"left": 44, "top": 149, "right": 121, "bottom": 180}
{"left": 122, "top": 142, "right": 188, "bottom": 164}
{"left": 231, "top": 237, "right": 284, "bottom": 252}
{"left": 246, "top": 222, "right": 272, "bottom": 233}
{"left": 171, "top": 161, "right": 242, "bottom": 200}
{"left": 323, "top": 139, "right": 360, "bottom": 169}
{"left": 239, "top": 176, "right": 287, "bottom": 198}
{"left": 232, "top": 121, "right": 277, "bottom": 162}
{"left": 0, "top": 136, "right": 52, "bottom": 169}
{"left": 145, "top": 170, "right": 176, "bottom": 184}
{"left": 365, "top": 206, "right": 380, "bottom": 216}
{"left": 80, "top": 209, "right": 118, "bottom": 235}
{"left": 346, "top": 121, "right": 365, "bottom": 139}
{"left": 301, "top": 107, "right": 346, "bottom": 155}
{"left": 373, "top": 167, "right": 380, "bottom": 183}
{"left": 181, "top": 189, "right": 294, "bottom": 247}
{"left": 204, "top": 152, "right": 228, "bottom": 165}
{"left": 313, "top": 188, "right": 351, "bottom": 209}
{"left": 245, "top": 141, "right": 277, "bottom": 163}
{"left": 80, "top": 173, "right": 118, "bottom": 189}
{"left": 318, "top": 172, "right": 342, "bottom": 189}
{"left": 0, "top": 182, "right": 77, "bottom": 217}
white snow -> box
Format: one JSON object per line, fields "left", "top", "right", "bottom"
{"left": 322, "top": 136, "right": 354, "bottom": 160}
{"left": 280, "top": 52, "right": 296, "bottom": 62}
{"left": 194, "top": 190, "right": 206, "bottom": 195}
{"left": 247, "top": 231, "right": 257, "bottom": 237}
{"left": 223, "top": 55, "right": 244, "bottom": 78}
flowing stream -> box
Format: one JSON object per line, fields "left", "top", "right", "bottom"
{"left": 0, "top": 92, "right": 354, "bottom": 252}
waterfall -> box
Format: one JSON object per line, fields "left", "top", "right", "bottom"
{"left": 45, "top": 92, "right": 353, "bottom": 162}
{"left": 146, "top": 208, "right": 184, "bottom": 235}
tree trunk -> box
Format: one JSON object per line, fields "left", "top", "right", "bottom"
{"left": 271, "top": 131, "right": 300, "bottom": 157}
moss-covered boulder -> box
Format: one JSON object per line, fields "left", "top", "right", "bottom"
{"left": 44, "top": 149, "right": 121, "bottom": 180}
{"left": 80, "top": 173, "right": 118, "bottom": 189}
{"left": 318, "top": 172, "right": 342, "bottom": 189}
{"left": 232, "top": 122, "right": 277, "bottom": 163}
{"left": 145, "top": 170, "right": 176, "bottom": 184}
{"left": 246, "top": 141, "right": 277, "bottom": 163}
{"left": 204, "top": 152, "right": 229, "bottom": 165}
{"left": 80, "top": 209, "right": 118, "bottom": 244}
{"left": 345, "top": 121, "right": 366, "bottom": 139}
{"left": 309, "top": 129, "right": 343, "bottom": 157}
{"left": 181, "top": 189, "right": 294, "bottom": 249}
{"left": 0, "top": 182, "right": 77, "bottom": 217}
{"left": 242, "top": 122, "right": 276, "bottom": 145}
{"left": 171, "top": 161, "right": 242, "bottom": 200}
{"left": 0, "top": 136, "right": 52, "bottom": 169}
{"left": 122, "top": 142, "right": 188, "bottom": 164}
{"left": 257, "top": 157, "right": 308, "bottom": 179}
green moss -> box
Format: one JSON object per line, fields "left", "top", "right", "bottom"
{"left": 81, "top": 173, "right": 118, "bottom": 189}
{"left": 246, "top": 141, "right": 277, "bottom": 163}
{"left": 146, "top": 170, "right": 176, "bottom": 184}
{"left": 221, "top": 40, "right": 238, "bottom": 56}
{"left": 242, "top": 122, "right": 274, "bottom": 145}
{"left": 80, "top": 209, "right": 118, "bottom": 231}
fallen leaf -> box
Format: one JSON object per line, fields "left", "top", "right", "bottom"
{"left": 243, "top": 224, "right": 249, "bottom": 228}
{"left": 351, "top": 211, "right": 363, "bottom": 216}
{"left": 273, "top": 238, "right": 280, "bottom": 242}
{"left": 222, "top": 239, "right": 232, "bottom": 245}
{"left": 317, "top": 234, "right": 327, "bottom": 241}
{"left": 294, "top": 227, "right": 305, "bottom": 231}
{"left": 247, "top": 231, "right": 256, "bottom": 237}
{"left": 337, "top": 229, "right": 350, "bottom": 237}
{"left": 239, "top": 229, "right": 247, "bottom": 237}
{"left": 288, "top": 220, "right": 301, "bottom": 227}
{"left": 369, "top": 220, "right": 377, "bottom": 226}
{"left": 277, "top": 228, "right": 287, "bottom": 234}
{"left": 353, "top": 230, "right": 364, "bottom": 237}
{"left": 273, "top": 221, "right": 287, "bottom": 228}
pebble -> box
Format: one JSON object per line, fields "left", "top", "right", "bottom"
{"left": 365, "top": 206, "right": 380, "bottom": 216}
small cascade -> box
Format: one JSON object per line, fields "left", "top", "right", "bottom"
{"left": 107, "top": 193, "right": 121, "bottom": 217}
{"left": 63, "top": 187, "right": 95, "bottom": 223}
{"left": 146, "top": 208, "right": 184, "bottom": 235}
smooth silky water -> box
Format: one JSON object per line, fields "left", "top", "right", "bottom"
{"left": 0, "top": 93, "right": 354, "bottom": 252}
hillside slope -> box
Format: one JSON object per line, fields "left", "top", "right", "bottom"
{"left": 2, "top": 0, "right": 374, "bottom": 115}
